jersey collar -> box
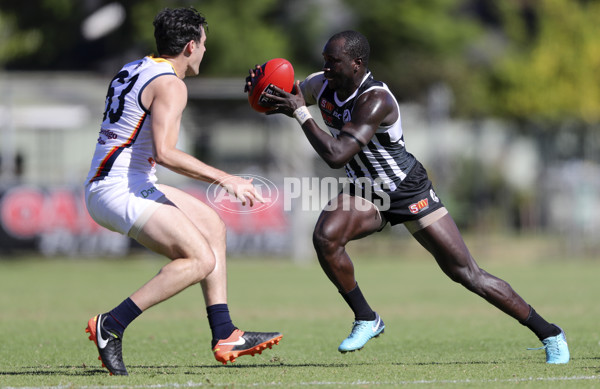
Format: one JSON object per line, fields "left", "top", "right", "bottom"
{"left": 333, "top": 71, "right": 372, "bottom": 106}
{"left": 148, "top": 56, "right": 179, "bottom": 78}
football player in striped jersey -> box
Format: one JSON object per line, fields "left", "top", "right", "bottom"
{"left": 261, "top": 30, "right": 568, "bottom": 364}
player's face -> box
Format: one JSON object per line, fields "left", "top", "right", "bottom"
{"left": 186, "top": 26, "right": 207, "bottom": 77}
{"left": 322, "top": 38, "right": 356, "bottom": 92}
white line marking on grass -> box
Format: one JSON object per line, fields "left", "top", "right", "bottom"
{"left": 3, "top": 375, "right": 600, "bottom": 389}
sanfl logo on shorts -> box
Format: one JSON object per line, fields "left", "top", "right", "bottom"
{"left": 430, "top": 189, "right": 439, "bottom": 203}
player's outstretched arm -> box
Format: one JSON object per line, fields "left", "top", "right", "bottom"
{"left": 147, "top": 74, "right": 263, "bottom": 206}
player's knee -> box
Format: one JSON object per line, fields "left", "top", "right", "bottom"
{"left": 449, "top": 265, "right": 485, "bottom": 291}
{"left": 157, "top": 252, "right": 215, "bottom": 285}
{"left": 174, "top": 249, "right": 216, "bottom": 283}
{"left": 189, "top": 254, "right": 216, "bottom": 283}
{"left": 312, "top": 232, "right": 328, "bottom": 254}
{"left": 312, "top": 227, "right": 342, "bottom": 255}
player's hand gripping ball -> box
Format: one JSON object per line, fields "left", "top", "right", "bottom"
{"left": 247, "top": 58, "right": 294, "bottom": 113}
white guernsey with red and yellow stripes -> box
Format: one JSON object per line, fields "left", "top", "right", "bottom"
{"left": 86, "top": 56, "right": 177, "bottom": 183}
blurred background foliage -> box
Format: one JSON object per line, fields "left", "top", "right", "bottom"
{"left": 1, "top": 0, "right": 599, "bottom": 125}
{"left": 2, "top": 0, "right": 600, "bottom": 257}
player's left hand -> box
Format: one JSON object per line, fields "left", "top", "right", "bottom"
{"left": 244, "top": 64, "right": 263, "bottom": 93}
{"left": 264, "top": 80, "right": 305, "bottom": 117}
{"left": 220, "top": 175, "right": 265, "bottom": 207}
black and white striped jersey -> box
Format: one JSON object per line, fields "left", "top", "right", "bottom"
{"left": 301, "top": 71, "right": 416, "bottom": 192}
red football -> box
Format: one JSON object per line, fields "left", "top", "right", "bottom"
{"left": 248, "top": 58, "right": 295, "bottom": 113}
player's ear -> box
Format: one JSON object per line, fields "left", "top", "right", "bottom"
{"left": 354, "top": 57, "right": 363, "bottom": 71}
{"left": 183, "top": 40, "right": 195, "bottom": 56}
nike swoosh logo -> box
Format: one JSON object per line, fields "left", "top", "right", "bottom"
{"left": 218, "top": 337, "right": 246, "bottom": 346}
{"left": 371, "top": 317, "right": 381, "bottom": 332}
{"left": 97, "top": 316, "right": 110, "bottom": 349}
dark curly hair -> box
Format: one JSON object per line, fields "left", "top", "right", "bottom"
{"left": 153, "top": 7, "right": 207, "bottom": 56}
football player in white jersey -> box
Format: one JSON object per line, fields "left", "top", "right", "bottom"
{"left": 253, "top": 30, "right": 568, "bottom": 364}
{"left": 84, "top": 8, "right": 281, "bottom": 375}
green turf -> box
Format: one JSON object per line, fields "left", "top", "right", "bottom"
{"left": 1, "top": 235, "right": 599, "bottom": 388}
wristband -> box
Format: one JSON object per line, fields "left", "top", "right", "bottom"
{"left": 293, "top": 106, "right": 312, "bottom": 125}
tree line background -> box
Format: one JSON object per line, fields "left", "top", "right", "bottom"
{"left": 2, "top": 0, "right": 599, "bottom": 125}
{"left": 1, "top": 0, "right": 600, "bottom": 256}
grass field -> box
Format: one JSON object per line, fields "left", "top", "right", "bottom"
{"left": 1, "top": 234, "right": 599, "bottom": 388}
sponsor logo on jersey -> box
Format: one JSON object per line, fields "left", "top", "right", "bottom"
{"left": 140, "top": 185, "right": 157, "bottom": 198}
{"left": 408, "top": 198, "right": 429, "bottom": 214}
{"left": 343, "top": 109, "right": 352, "bottom": 123}
{"left": 97, "top": 129, "right": 118, "bottom": 145}
{"left": 99, "top": 128, "right": 118, "bottom": 140}
{"left": 320, "top": 99, "right": 334, "bottom": 113}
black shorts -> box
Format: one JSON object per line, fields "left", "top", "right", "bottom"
{"left": 347, "top": 160, "right": 445, "bottom": 226}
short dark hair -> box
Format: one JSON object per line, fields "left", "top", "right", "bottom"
{"left": 330, "top": 30, "right": 370, "bottom": 67}
{"left": 153, "top": 7, "right": 207, "bottom": 56}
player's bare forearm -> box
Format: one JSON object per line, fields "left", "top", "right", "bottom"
{"left": 264, "top": 83, "right": 361, "bottom": 168}
{"left": 300, "top": 121, "right": 361, "bottom": 169}
{"left": 154, "top": 147, "right": 228, "bottom": 184}
{"left": 154, "top": 148, "right": 262, "bottom": 206}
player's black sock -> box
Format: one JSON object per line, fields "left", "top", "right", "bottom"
{"left": 104, "top": 297, "right": 142, "bottom": 337}
{"left": 519, "top": 305, "right": 561, "bottom": 340}
{"left": 207, "top": 303, "right": 236, "bottom": 342}
{"left": 340, "top": 283, "right": 376, "bottom": 321}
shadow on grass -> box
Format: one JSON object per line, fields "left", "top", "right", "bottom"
{"left": 5, "top": 358, "right": 596, "bottom": 377}
{"left": 0, "top": 366, "right": 107, "bottom": 376}
{"left": 402, "top": 360, "right": 501, "bottom": 366}
{"left": 0, "top": 361, "right": 373, "bottom": 376}
{"left": 0, "top": 360, "right": 500, "bottom": 377}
